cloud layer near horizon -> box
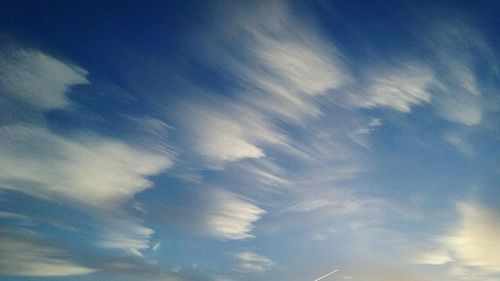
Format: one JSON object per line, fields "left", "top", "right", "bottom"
{"left": 0, "top": 231, "right": 96, "bottom": 277}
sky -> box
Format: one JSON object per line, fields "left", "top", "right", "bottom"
{"left": 0, "top": 1, "right": 500, "bottom": 281}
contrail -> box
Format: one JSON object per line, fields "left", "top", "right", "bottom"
{"left": 312, "top": 269, "right": 338, "bottom": 281}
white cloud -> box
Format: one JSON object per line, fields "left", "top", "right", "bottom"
{"left": 0, "top": 234, "right": 95, "bottom": 276}
{"left": 0, "top": 46, "right": 181, "bottom": 277}
{"left": 202, "top": 190, "right": 266, "bottom": 240}
{"left": 258, "top": 40, "right": 345, "bottom": 96}
{"left": 177, "top": 0, "right": 353, "bottom": 172}
{"left": 415, "top": 201, "right": 500, "bottom": 280}
{"left": 152, "top": 242, "right": 161, "bottom": 251}
{"left": 428, "top": 22, "right": 496, "bottom": 126}
{"left": 0, "top": 44, "right": 175, "bottom": 266}
{"left": 0, "top": 48, "right": 172, "bottom": 208}
{"left": 286, "top": 185, "right": 385, "bottom": 219}
{"left": 97, "top": 217, "right": 154, "bottom": 257}
{"left": 241, "top": 36, "right": 348, "bottom": 121}
{"left": 437, "top": 90, "right": 483, "bottom": 126}
{"left": 0, "top": 125, "right": 172, "bottom": 258}
{"left": 0, "top": 125, "right": 172, "bottom": 208}
{"left": 179, "top": 0, "right": 349, "bottom": 169}
{"left": 360, "top": 63, "right": 434, "bottom": 112}
{"left": 288, "top": 194, "right": 364, "bottom": 215}
{"left": 0, "top": 48, "right": 89, "bottom": 110}
{"left": 233, "top": 159, "right": 290, "bottom": 188}
{"left": 181, "top": 101, "right": 285, "bottom": 167}
{"left": 414, "top": 250, "right": 452, "bottom": 265}
{"left": 222, "top": 1, "right": 349, "bottom": 122}
{"left": 349, "top": 118, "right": 382, "bottom": 150}
{"left": 444, "top": 202, "right": 500, "bottom": 272}
{"left": 445, "top": 133, "right": 476, "bottom": 158}
{"left": 233, "top": 251, "right": 274, "bottom": 273}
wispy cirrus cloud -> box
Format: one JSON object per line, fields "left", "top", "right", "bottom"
{"left": 209, "top": 0, "right": 350, "bottom": 122}
{"left": 428, "top": 20, "right": 498, "bottom": 126}
{"left": 178, "top": 99, "right": 285, "bottom": 167}
{"left": 233, "top": 251, "right": 274, "bottom": 273}
{"left": 445, "top": 132, "right": 476, "bottom": 158}
{"left": 0, "top": 125, "right": 171, "bottom": 208}
{"left": 152, "top": 187, "right": 266, "bottom": 241}
{"left": 358, "top": 63, "right": 435, "bottom": 112}
{"left": 175, "top": 0, "right": 351, "bottom": 172}
{"left": 202, "top": 190, "right": 266, "bottom": 240}
{"left": 97, "top": 216, "right": 155, "bottom": 258}
{"left": 0, "top": 47, "right": 89, "bottom": 110}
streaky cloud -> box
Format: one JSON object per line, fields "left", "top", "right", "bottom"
{"left": 179, "top": 100, "right": 285, "bottom": 167}
{"left": 0, "top": 47, "right": 88, "bottom": 111}
{"left": 218, "top": 0, "right": 350, "bottom": 122}
{"left": 233, "top": 251, "right": 274, "bottom": 273}
{"left": 97, "top": 216, "right": 154, "bottom": 257}
{"left": 0, "top": 231, "right": 95, "bottom": 276}
{"left": 428, "top": 21, "right": 498, "bottom": 126}
{"left": 360, "top": 63, "right": 435, "bottom": 112}
{"left": 0, "top": 45, "right": 174, "bottom": 274}
{"left": 202, "top": 190, "right": 266, "bottom": 240}
{"left": 0, "top": 125, "right": 172, "bottom": 208}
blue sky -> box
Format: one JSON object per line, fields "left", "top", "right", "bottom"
{"left": 1, "top": 1, "right": 500, "bottom": 281}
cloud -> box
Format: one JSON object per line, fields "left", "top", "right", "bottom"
{"left": 241, "top": 36, "right": 348, "bottom": 121}
{"left": 438, "top": 93, "right": 482, "bottom": 126}
{"left": 445, "top": 133, "right": 476, "bottom": 158}
{"left": 218, "top": 0, "right": 350, "bottom": 122}
{"left": 97, "top": 217, "right": 155, "bottom": 257}
{"left": 444, "top": 201, "right": 500, "bottom": 272}
{"left": 177, "top": 0, "right": 350, "bottom": 168}
{"left": 359, "top": 63, "right": 434, "bottom": 112}
{"left": 0, "top": 47, "right": 89, "bottom": 111}
{"left": 230, "top": 159, "right": 290, "bottom": 188}
{"left": 0, "top": 47, "right": 172, "bottom": 210}
{"left": 0, "top": 125, "right": 172, "bottom": 208}
{"left": 233, "top": 251, "right": 274, "bottom": 273}
{"left": 348, "top": 118, "right": 382, "bottom": 150}
{"left": 428, "top": 21, "right": 497, "bottom": 126}
{"left": 0, "top": 45, "right": 174, "bottom": 266}
{"left": 414, "top": 201, "right": 500, "bottom": 280}
{"left": 180, "top": 101, "right": 285, "bottom": 167}
{"left": 0, "top": 231, "right": 95, "bottom": 276}
{"left": 175, "top": 0, "right": 351, "bottom": 170}
{"left": 413, "top": 250, "right": 452, "bottom": 265}
{"left": 287, "top": 192, "right": 365, "bottom": 215}
{"left": 151, "top": 187, "right": 266, "bottom": 241}
{"left": 202, "top": 190, "right": 266, "bottom": 240}
{"left": 0, "top": 124, "right": 171, "bottom": 259}
{"left": 152, "top": 242, "right": 161, "bottom": 251}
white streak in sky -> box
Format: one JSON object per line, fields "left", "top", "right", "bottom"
{"left": 313, "top": 269, "right": 338, "bottom": 281}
